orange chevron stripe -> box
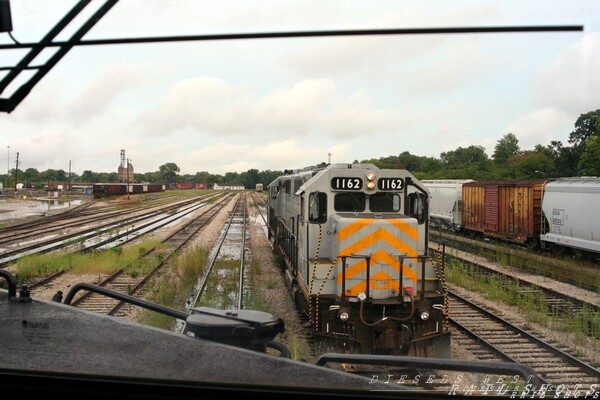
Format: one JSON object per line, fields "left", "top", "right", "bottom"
{"left": 345, "top": 280, "right": 367, "bottom": 296}
{"left": 336, "top": 250, "right": 418, "bottom": 283}
{"left": 338, "top": 219, "right": 418, "bottom": 242}
{"left": 339, "top": 228, "right": 417, "bottom": 257}
{"left": 388, "top": 220, "right": 418, "bottom": 241}
{"left": 344, "top": 271, "right": 402, "bottom": 296}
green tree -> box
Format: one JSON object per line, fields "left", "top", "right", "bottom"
{"left": 258, "top": 170, "right": 283, "bottom": 188}
{"left": 224, "top": 171, "right": 240, "bottom": 184}
{"left": 507, "top": 152, "right": 553, "bottom": 179}
{"left": 440, "top": 145, "right": 489, "bottom": 167}
{"left": 159, "top": 163, "right": 180, "bottom": 186}
{"left": 578, "top": 135, "right": 600, "bottom": 176}
{"left": 568, "top": 109, "right": 600, "bottom": 151}
{"left": 22, "top": 167, "right": 40, "bottom": 185}
{"left": 493, "top": 133, "right": 521, "bottom": 164}
{"left": 243, "top": 169, "right": 260, "bottom": 189}
{"left": 81, "top": 170, "right": 95, "bottom": 182}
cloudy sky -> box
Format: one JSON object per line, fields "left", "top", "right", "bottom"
{"left": 1, "top": 0, "right": 599, "bottom": 176}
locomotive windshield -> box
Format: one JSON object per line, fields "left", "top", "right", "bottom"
{"left": 1, "top": 1, "right": 598, "bottom": 399}
{"left": 334, "top": 192, "right": 401, "bottom": 213}
{"left": 370, "top": 193, "right": 401, "bottom": 212}
{"left": 334, "top": 192, "right": 366, "bottom": 212}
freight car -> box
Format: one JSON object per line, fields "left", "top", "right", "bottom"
{"left": 540, "top": 177, "right": 600, "bottom": 259}
{"left": 92, "top": 183, "right": 165, "bottom": 198}
{"left": 176, "top": 182, "right": 194, "bottom": 189}
{"left": 424, "top": 178, "right": 600, "bottom": 260}
{"left": 422, "top": 179, "right": 473, "bottom": 230}
{"left": 267, "top": 163, "right": 451, "bottom": 357}
{"left": 461, "top": 180, "right": 545, "bottom": 245}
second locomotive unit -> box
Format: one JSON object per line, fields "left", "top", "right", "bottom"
{"left": 267, "top": 163, "right": 450, "bottom": 356}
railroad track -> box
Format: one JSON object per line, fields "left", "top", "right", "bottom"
{"left": 58, "top": 193, "right": 236, "bottom": 316}
{"left": 430, "top": 230, "right": 598, "bottom": 292}
{"left": 449, "top": 290, "right": 600, "bottom": 392}
{"left": 0, "top": 193, "right": 222, "bottom": 266}
{"left": 429, "top": 243, "right": 600, "bottom": 340}
{"left": 183, "top": 192, "right": 249, "bottom": 315}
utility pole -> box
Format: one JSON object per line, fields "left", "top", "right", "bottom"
{"left": 68, "top": 160, "right": 72, "bottom": 195}
{"left": 14, "top": 151, "right": 19, "bottom": 195}
{"left": 127, "top": 158, "right": 130, "bottom": 199}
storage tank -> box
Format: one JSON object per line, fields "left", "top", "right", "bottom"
{"left": 540, "top": 177, "right": 600, "bottom": 256}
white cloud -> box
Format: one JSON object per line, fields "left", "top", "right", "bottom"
{"left": 536, "top": 33, "right": 600, "bottom": 115}
{"left": 67, "top": 62, "right": 159, "bottom": 124}
{"left": 136, "top": 77, "right": 401, "bottom": 140}
{"left": 504, "top": 107, "right": 573, "bottom": 149}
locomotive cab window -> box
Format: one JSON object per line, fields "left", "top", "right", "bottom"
{"left": 269, "top": 185, "right": 279, "bottom": 199}
{"left": 308, "top": 192, "right": 327, "bottom": 223}
{"left": 334, "top": 193, "right": 366, "bottom": 212}
{"left": 407, "top": 192, "right": 427, "bottom": 224}
{"left": 370, "top": 193, "right": 400, "bottom": 212}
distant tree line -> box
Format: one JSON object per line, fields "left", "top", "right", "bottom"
{"left": 359, "top": 109, "right": 600, "bottom": 180}
{"left": 3, "top": 109, "right": 599, "bottom": 190}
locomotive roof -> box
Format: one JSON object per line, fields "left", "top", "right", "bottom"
{"left": 462, "top": 179, "right": 547, "bottom": 186}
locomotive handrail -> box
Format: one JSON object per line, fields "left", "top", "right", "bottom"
{"left": 0, "top": 269, "right": 17, "bottom": 299}
{"left": 63, "top": 282, "right": 190, "bottom": 320}
{"left": 339, "top": 253, "right": 431, "bottom": 302}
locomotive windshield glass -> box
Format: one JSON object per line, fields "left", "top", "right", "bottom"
{"left": 1, "top": 1, "right": 599, "bottom": 399}
{"left": 370, "top": 193, "right": 400, "bottom": 212}
{"left": 334, "top": 192, "right": 366, "bottom": 212}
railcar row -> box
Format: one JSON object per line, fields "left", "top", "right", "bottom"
{"left": 92, "top": 183, "right": 165, "bottom": 198}
{"left": 267, "top": 163, "right": 451, "bottom": 357}
{"left": 422, "top": 177, "right": 600, "bottom": 259}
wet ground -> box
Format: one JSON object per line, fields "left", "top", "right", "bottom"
{"left": 0, "top": 193, "right": 85, "bottom": 222}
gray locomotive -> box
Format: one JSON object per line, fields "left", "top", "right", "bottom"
{"left": 267, "top": 163, "right": 451, "bottom": 356}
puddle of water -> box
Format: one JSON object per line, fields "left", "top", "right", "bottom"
{"left": 0, "top": 198, "right": 83, "bottom": 221}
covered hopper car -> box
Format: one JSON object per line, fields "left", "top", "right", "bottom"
{"left": 422, "top": 180, "right": 474, "bottom": 231}
{"left": 540, "top": 177, "right": 600, "bottom": 258}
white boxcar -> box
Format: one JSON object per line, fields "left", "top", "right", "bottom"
{"left": 540, "top": 177, "right": 600, "bottom": 257}
{"left": 422, "top": 179, "right": 474, "bottom": 230}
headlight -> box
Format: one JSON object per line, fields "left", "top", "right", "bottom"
{"left": 420, "top": 310, "right": 430, "bottom": 321}
{"left": 339, "top": 311, "right": 349, "bottom": 321}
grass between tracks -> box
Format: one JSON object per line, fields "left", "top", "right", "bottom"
{"left": 446, "top": 260, "right": 600, "bottom": 345}
{"left": 15, "top": 240, "right": 164, "bottom": 279}
{"left": 138, "top": 246, "right": 312, "bottom": 361}
{"left": 138, "top": 245, "right": 209, "bottom": 329}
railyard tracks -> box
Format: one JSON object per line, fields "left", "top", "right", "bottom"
{"left": 176, "top": 193, "right": 250, "bottom": 337}
{"left": 0, "top": 193, "right": 222, "bottom": 266}
{"left": 185, "top": 192, "right": 249, "bottom": 314}
{"left": 46, "top": 193, "right": 236, "bottom": 316}
{"left": 449, "top": 291, "right": 600, "bottom": 392}
{"left": 430, "top": 230, "right": 598, "bottom": 292}
{"left": 429, "top": 243, "right": 600, "bottom": 340}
